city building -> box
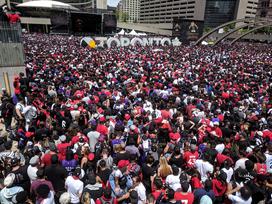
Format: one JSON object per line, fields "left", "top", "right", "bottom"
{"left": 117, "top": 0, "right": 139, "bottom": 23}
{"left": 235, "top": 0, "right": 259, "bottom": 20}
{"left": 257, "top": 0, "right": 272, "bottom": 18}
{"left": 139, "top": 0, "right": 259, "bottom": 28}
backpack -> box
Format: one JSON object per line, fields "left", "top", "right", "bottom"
{"left": 99, "top": 197, "right": 114, "bottom": 204}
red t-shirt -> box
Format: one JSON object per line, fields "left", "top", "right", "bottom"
{"left": 174, "top": 192, "right": 194, "bottom": 204}
{"left": 256, "top": 163, "right": 267, "bottom": 175}
{"left": 71, "top": 135, "right": 89, "bottom": 145}
{"left": 212, "top": 178, "right": 226, "bottom": 196}
{"left": 42, "top": 152, "right": 56, "bottom": 166}
{"left": 57, "top": 143, "right": 71, "bottom": 161}
{"left": 8, "top": 13, "right": 20, "bottom": 23}
{"left": 183, "top": 151, "right": 199, "bottom": 168}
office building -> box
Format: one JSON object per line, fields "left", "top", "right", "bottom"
{"left": 117, "top": 0, "right": 139, "bottom": 23}
{"left": 139, "top": 0, "right": 259, "bottom": 28}
{"left": 257, "top": 0, "right": 272, "bottom": 18}
{"left": 236, "top": 0, "right": 259, "bottom": 19}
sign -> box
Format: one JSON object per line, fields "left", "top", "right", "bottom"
{"left": 81, "top": 37, "right": 181, "bottom": 48}
{"left": 173, "top": 18, "right": 204, "bottom": 44}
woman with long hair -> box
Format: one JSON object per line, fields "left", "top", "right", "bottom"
{"left": 157, "top": 156, "right": 172, "bottom": 180}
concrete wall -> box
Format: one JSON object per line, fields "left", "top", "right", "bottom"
{"left": 0, "top": 43, "right": 25, "bottom": 67}
{"left": 0, "top": 43, "right": 25, "bottom": 94}
{"left": 0, "top": 66, "right": 25, "bottom": 94}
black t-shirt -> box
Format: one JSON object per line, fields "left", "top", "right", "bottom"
{"left": 169, "top": 155, "right": 183, "bottom": 168}
{"left": 142, "top": 163, "right": 155, "bottom": 193}
{"left": 97, "top": 168, "right": 111, "bottom": 185}
{"left": 45, "top": 164, "right": 68, "bottom": 192}
{"left": 35, "top": 128, "right": 51, "bottom": 141}
{"left": 11, "top": 165, "right": 30, "bottom": 190}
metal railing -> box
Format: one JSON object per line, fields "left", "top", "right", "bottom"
{"left": 0, "top": 21, "right": 22, "bottom": 43}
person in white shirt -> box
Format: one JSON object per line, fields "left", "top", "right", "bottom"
{"left": 166, "top": 166, "right": 181, "bottom": 191}
{"left": 133, "top": 176, "right": 146, "bottom": 204}
{"left": 234, "top": 157, "right": 249, "bottom": 170}
{"left": 27, "top": 155, "right": 40, "bottom": 183}
{"left": 221, "top": 159, "right": 234, "bottom": 183}
{"left": 65, "top": 168, "right": 84, "bottom": 204}
{"left": 36, "top": 184, "right": 55, "bottom": 204}
{"left": 226, "top": 186, "right": 252, "bottom": 204}
{"left": 265, "top": 144, "right": 272, "bottom": 173}
{"left": 195, "top": 154, "right": 214, "bottom": 182}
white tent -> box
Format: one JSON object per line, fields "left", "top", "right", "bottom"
{"left": 138, "top": 33, "right": 147, "bottom": 36}
{"left": 17, "top": 0, "right": 79, "bottom": 10}
{"left": 118, "top": 29, "right": 125, "bottom": 35}
{"left": 129, "top": 29, "right": 138, "bottom": 36}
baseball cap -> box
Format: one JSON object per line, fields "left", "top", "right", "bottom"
{"left": 59, "top": 135, "right": 66, "bottom": 142}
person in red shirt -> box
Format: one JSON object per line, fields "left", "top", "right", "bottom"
{"left": 71, "top": 132, "right": 88, "bottom": 145}
{"left": 212, "top": 171, "right": 227, "bottom": 203}
{"left": 151, "top": 177, "right": 165, "bottom": 200}
{"left": 7, "top": 11, "right": 20, "bottom": 23}
{"left": 96, "top": 116, "right": 109, "bottom": 136}
{"left": 209, "top": 121, "right": 222, "bottom": 138}
{"left": 175, "top": 182, "right": 194, "bottom": 204}
{"left": 41, "top": 143, "right": 57, "bottom": 167}
{"left": 183, "top": 144, "right": 199, "bottom": 169}
{"left": 57, "top": 135, "right": 71, "bottom": 161}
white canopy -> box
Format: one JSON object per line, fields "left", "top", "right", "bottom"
{"left": 17, "top": 0, "right": 79, "bottom": 10}
{"left": 118, "top": 29, "right": 125, "bottom": 35}
{"left": 129, "top": 29, "right": 138, "bottom": 36}
{"left": 138, "top": 33, "right": 147, "bottom": 36}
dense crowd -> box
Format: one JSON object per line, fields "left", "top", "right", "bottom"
{"left": 0, "top": 33, "right": 272, "bottom": 204}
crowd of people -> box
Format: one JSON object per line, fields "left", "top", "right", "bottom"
{"left": 0, "top": 33, "right": 272, "bottom": 204}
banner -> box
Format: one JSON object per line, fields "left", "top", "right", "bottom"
{"left": 81, "top": 37, "right": 182, "bottom": 48}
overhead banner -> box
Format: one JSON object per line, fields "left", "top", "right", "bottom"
{"left": 80, "top": 37, "right": 181, "bottom": 48}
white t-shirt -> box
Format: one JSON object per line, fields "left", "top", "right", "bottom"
{"left": 65, "top": 176, "right": 84, "bottom": 203}
{"left": 265, "top": 153, "right": 272, "bottom": 173}
{"left": 195, "top": 159, "right": 214, "bottom": 182}
{"left": 228, "top": 194, "right": 252, "bottom": 204}
{"left": 134, "top": 182, "right": 146, "bottom": 204}
{"left": 27, "top": 165, "right": 38, "bottom": 183}
{"left": 234, "top": 158, "right": 249, "bottom": 170}
{"left": 41, "top": 191, "right": 55, "bottom": 204}
{"left": 222, "top": 167, "right": 234, "bottom": 183}
{"left": 166, "top": 174, "right": 181, "bottom": 191}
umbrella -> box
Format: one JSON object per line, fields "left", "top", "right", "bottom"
{"left": 80, "top": 37, "right": 96, "bottom": 49}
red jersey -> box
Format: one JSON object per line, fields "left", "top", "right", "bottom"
{"left": 174, "top": 192, "right": 194, "bottom": 204}
{"left": 183, "top": 151, "right": 199, "bottom": 168}
{"left": 57, "top": 142, "right": 71, "bottom": 161}
{"left": 212, "top": 178, "right": 226, "bottom": 196}
{"left": 256, "top": 163, "right": 267, "bottom": 175}
{"left": 71, "top": 135, "right": 88, "bottom": 145}
{"left": 42, "top": 152, "right": 56, "bottom": 166}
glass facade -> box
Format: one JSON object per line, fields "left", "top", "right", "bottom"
{"left": 204, "top": 0, "right": 238, "bottom": 28}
